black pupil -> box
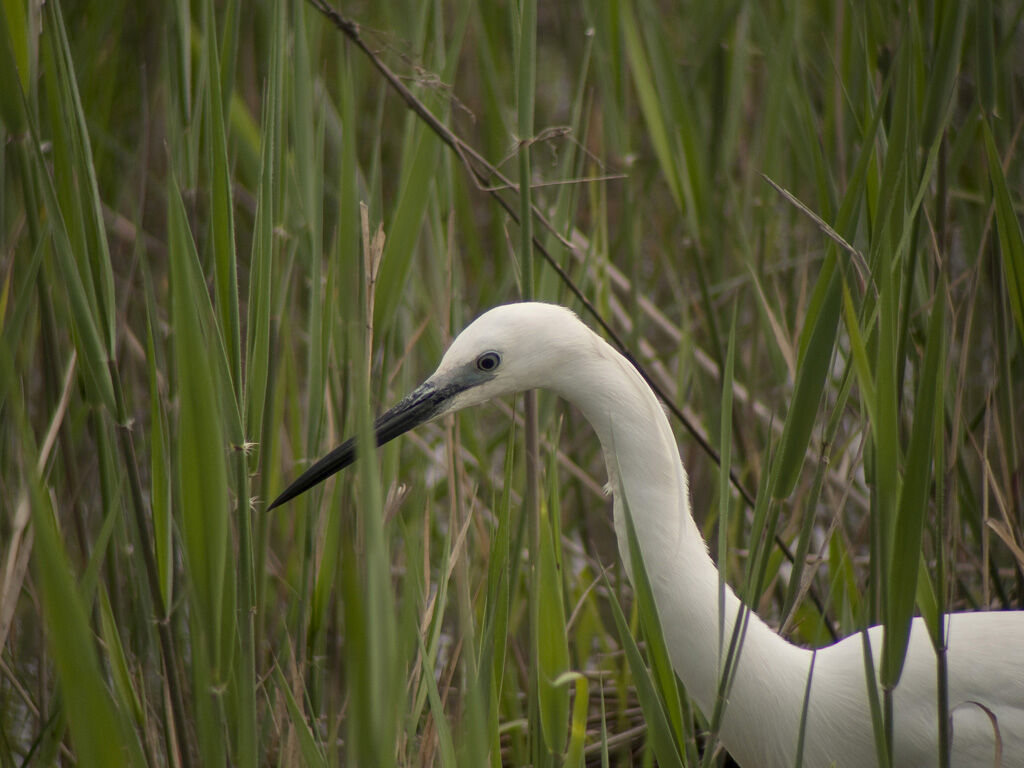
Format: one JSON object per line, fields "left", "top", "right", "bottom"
{"left": 479, "top": 353, "right": 498, "bottom": 371}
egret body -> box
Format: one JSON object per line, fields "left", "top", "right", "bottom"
{"left": 271, "top": 303, "right": 1024, "bottom": 767}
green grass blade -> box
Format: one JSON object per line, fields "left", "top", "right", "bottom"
{"left": 516, "top": 0, "right": 537, "bottom": 299}
{"left": 564, "top": 674, "right": 589, "bottom": 768}
{"left": 873, "top": 237, "right": 899, "bottom": 620}
{"left": 841, "top": 280, "right": 877, "bottom": 426}
{"left": 983, "top": 118, "right": 1024, "bottom": 342}
{"left": 0, "top": 351, "right": 136, "bottom": 766}
{"left": 345, "top": 285, "right": 399, "bottom": 768}
{"left": 373, "top": 5, "right": 469, "bottom": 336}
{"left": 32, "top": 504, "right": 135, "bottom": 766}
{"left": 25, "top": 121, "right": 115, "bottom": 413}
{"left": 168, "top": 172, "right": 231, "bottom": 671}
{"left": 204, "top": 0, "right": 242, "bottom": 395}
{"left": 273, "top": 664, "right": 329, "bottom": 768}
{"left": 243, "top": 0, "right": 282, "bottom": 441}
{"left": 0, "top": 0, "right": 26, "bottom": 134}
{"left": 143, "top": 270, "right": 175, "bottom": 618}
{"left": 41, "top": 0, "right": 116, "bottom": 353}
{"left": 975, "top": 0, "right": 997, "bottom": 116}
{"left": 375, "top": 119, "right": 439, "bottom": 335}
{"left": 534, "top": 488, "right": 570, "bottom": 754}
{"left": 771, "top": 262, "right": 842, "bottom": 499}
{"left": 718, "top": 307, "right": 736, "bottom": 657}
{"left": 417, "top": 634, "right": 458, "bottom": 768}
{"left": 98, "top": 586, "right": 146, "bottom": 730}
{"left": 619, "top": 0, "right": 693, "bottom": 231}
{"left": 920, "top": 1, "right": 968, "bottom": 150}
{"left": 882, "top": 281, "right": 945, "bottom": 686}
{"left": 861, "top": 629, "right": 891, "bottom": 768}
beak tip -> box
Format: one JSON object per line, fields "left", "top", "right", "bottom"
{"left": 270, "top": 379, "right": 452, "bottom": 510}
{"left": 264, "top": 483, "right": 303, "bottom": 514}
{"left": 266, "top": 490, "right": 290, "bottom": 510}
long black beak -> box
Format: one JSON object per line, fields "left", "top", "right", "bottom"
{"left": 268, "top": 380, "right": 463, "bottom": 510}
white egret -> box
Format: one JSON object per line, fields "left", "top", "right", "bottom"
{"left": 270, "top": 302, "right": 1024, "bottom": 767}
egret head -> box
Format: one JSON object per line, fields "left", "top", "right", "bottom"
{"left": 268, "top": 303, "right": 586, "bottom": 509}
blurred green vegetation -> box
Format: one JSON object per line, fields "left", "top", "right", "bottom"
{"left": 1, "top": 0, "right": 1022, "bottom": 764}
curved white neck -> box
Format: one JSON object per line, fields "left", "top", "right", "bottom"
{"left": 551, "top": 339, "right": 813, "bottom": 761}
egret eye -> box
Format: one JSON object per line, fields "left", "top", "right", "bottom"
{"left": 476, "top": 351, "right": 501, "bottom": 372}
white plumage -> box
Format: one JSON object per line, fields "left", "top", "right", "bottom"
{"left": 273, "top": 302, "right": 1024, "bottom": 767}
